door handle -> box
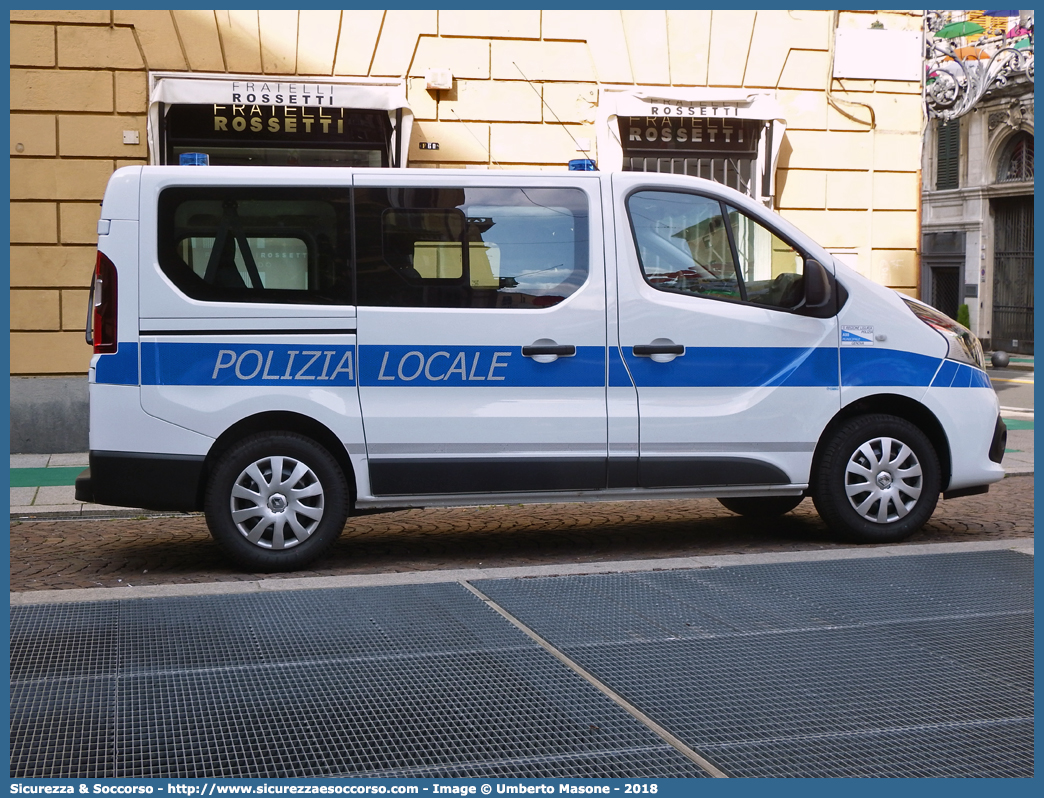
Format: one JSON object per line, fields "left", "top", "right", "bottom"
{"left": 522, "top": 344, "right": 576, "bottom": 357}
{"left": 522, "top": 339, "right": 575, "bottom": 364}
{"left": 633, "top": 343, "right": 684, "bottom": 357}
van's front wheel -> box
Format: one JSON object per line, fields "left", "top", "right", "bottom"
{"left": 204, "top": 432, "right": 348, "bottom": 572}
{"left": 812, "top": 414, "right": 940, "bottom": 544}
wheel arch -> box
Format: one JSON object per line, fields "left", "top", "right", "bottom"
{"left": 813, "top": 394, "right": 952, "bottom": 492}
{"left": 201, "top": 411, "right": 358, "bottom": 509}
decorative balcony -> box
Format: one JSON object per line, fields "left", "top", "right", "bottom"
{"left": 925, "top": 10, "right": 1033, "bottom": 121}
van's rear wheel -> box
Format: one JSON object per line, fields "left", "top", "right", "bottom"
{"left": 812, "top": 414, "right": 940, "bottom": 544}
{"left": 205, "top": 432, "right": 348, "bottom": 572}
{"left": 717, "top": 495, "right": 804, "bottom": 518}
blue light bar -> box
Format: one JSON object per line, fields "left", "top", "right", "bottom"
{"left": 180, "top": 152, "right": 210, "bottom": 166}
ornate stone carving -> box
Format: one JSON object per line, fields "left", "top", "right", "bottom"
{"left": 989, "top": 103, "right": 1028, "bottom": 131}
{"left": 988, "top": 111, "right": 1009, "bottom": 130}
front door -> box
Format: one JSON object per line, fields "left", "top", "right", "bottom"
{"left": 930, "top": 265, "right": 961, "bottom": 320}
{"left": 612, "top": 173, "right": 839, "bottom": 489}
{"left": 992, "top": 196, "right": 1034, "bottom": 354}
{"left": 353, "top": 174, "right": 607, "bottom": 497}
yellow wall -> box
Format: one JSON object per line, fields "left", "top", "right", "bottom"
{"left": 10, "top": 9, "right": 924, "bottom": 376}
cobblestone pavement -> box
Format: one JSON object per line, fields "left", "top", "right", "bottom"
{"left": 10, "top": 475, "right": 1033, "bottom": 592}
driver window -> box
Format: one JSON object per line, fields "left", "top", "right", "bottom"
{"left": 627, "top": 191, "right": 741, "bottom": 302}
{"left": 727, "top": 204, "right": 805, "bottom": 310}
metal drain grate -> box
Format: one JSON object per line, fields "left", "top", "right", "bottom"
{"left": 892, "top": 614, "right": 1034, "bottom": 688}
{"left": 677, "top": 550, "right": 1035, "bottom": 625}
{"left": 11, "top": 601, "right": 120, "bottom": 680}
{"left": 370, "top": 748, "right": 700, "bottom": 779}
{"left": 696, "top": 718, "right": 1035, "bottom": 778}
{"left": 11, "top": 583, "right": 706, "bottom": 779}
{"left": 474, "top": 550, "right": 1034, "bottom": 777}
{"left": 115, "top": 583, "right": 533, "bottom": 673}
{"left": 475, "top": 551, "right": 1033, "bottom": 645}
{"left": 569, "top": 622, "right": 1032, "bottom": 746}
{"left": 12, "top": 551, "right": 1032, "bottom": 779}
{"left": 468, "top": 570, "right": 837, "bottom": 645}
{"left": 114, "top": 651, "right": 704, "bottom": 779}
{"left": 11, "top": 677, "right": 115, "bottom": 779}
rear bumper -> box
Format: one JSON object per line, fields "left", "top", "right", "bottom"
{"left": 75, "top": 451, "right": 205, "bottom": 511}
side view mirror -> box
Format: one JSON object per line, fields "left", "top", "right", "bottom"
{"left": 804, "top": 259, "right": 833, "bottom": 313}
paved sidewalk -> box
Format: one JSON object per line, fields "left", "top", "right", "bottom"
{"left": 9, "top": 452, "right": 154, "bottom": 518}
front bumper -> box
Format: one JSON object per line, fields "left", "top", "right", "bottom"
{"left": 988, "top": 415, "right": 1008, "bottom": 465}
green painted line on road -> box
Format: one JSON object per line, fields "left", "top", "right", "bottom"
{"left": 1003, "top": 418, "right": 1033, "bottom": 431}
{"left": 10, "top": 467, "right": 85, "bottom": 488}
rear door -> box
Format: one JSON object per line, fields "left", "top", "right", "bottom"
{"left": 137, "top": 176, "right": 362, "bottom": 444}
{"left": 353, "top": 173, "right": 608, "bottom": 498}
{"left": 613, "top": 172, "right": 840, "bottom": 489}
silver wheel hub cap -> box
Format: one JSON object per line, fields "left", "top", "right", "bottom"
{"left": 230, "top": 456, "right": 324, "bottom": 550}
{"left": 844, "top": 436, "right": 923, "bottom": 524}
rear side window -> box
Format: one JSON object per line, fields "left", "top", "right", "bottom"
{"left": 158, "top": 188, "right": 352, "bottom": 304}
{"left": 355, "top": 186, "right": 589, "bottom": 308}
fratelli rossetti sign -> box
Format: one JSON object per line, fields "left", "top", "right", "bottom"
{"left": 227, "top": 80, "right": 338, "bottom": 106}
{"left": 619, "top": 117, "right": 760, "bottom": 155}
{"left": 212, "top": 105, "right": 356, "bottom": 135}
{"left": 166, "top": 103, "right": 390, "bottom": 143}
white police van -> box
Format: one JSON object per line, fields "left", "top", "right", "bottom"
{"left": 77, "top": 166, "right": 1006, "bottom": 571}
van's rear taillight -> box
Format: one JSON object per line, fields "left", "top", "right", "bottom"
{"left": 86, "top": 251, "right": 118, "bottom": 354}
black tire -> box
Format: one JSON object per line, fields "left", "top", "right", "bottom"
{"left": 812, "top": 414, "right": 940, "bottom": 544}
{"left": 718, "top": 495, "right": 804, "bottom": 518}
{"left": 204, "top": 431, "right": 349, "bottom": 572}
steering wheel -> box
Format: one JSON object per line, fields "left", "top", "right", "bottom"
{"left": 774, "top": 272, "right": 806, "bottom": 309}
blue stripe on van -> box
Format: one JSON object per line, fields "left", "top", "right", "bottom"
{"left": 623, "top": 346, "right": 839, "bottom": 388}
{"left": 95, "top": 343, "right": 139, "bottom": 385}
{"left": 950, "top": 362, "right": 973, "bottom": 389}
{"left": 924, "top": 358, "right": 992, "bottom": 390}
{"left": 969, "top": 365, "right": 992, "bottom": 388}
{"left": 930, "top": 358, "right": 960, "bottom": 388}
{"left": 129, "top": 341, "right": 990, "bottom": 391}
{"left": 609, "top": 347, "right": 634, "bottom": 388}
{"left": 140, "top": 342, "right": 356, "bottom": 386}
{"left": 358, "top": 345, "right": 607, "bottom": 387}
{"left": 840, "top": 348, "right": 942, "bottom": 387}
{"left": 944, "top": 361, "right": 992, "bottom": 389}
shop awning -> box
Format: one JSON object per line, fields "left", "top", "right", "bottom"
{"left": 147, "top": 71, "right": 413, "bottom": 167}
{"left": 595, "top": 87, "right": 787, "bottom": 191}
